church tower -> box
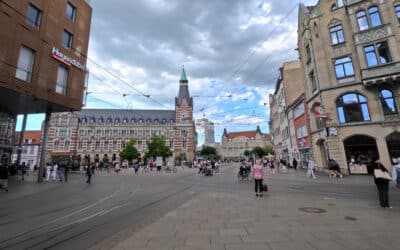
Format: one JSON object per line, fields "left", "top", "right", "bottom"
{"left": 174, "top": 68, "right": 195, "bottom": 162}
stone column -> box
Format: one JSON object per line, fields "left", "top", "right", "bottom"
{"left": 16, "top": 113, "right": 28, "bottom": 167}
{"left": 38, "top": 110, "right": 51, "bottom": 183}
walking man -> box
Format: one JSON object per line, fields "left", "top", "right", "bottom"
{"left": 292, "top": 158, "right": 298, "bottom": 172}
{"left": 52, "top": 162, "right": 58, "bottom": 181}
{"left": 46, "top": 163, "right": 51, "bottom": 181}
{"left": 307, "top": 157, "right": 316, "bottom": 179}
{"left": 86, "top": 164, "right": 93, "bottom": 184}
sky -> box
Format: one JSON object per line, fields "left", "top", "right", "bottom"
{"left": 17, "top": 0, "right": 318, "bottom": 145}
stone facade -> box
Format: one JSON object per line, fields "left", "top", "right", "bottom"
{"left": 270, "top": 61, "right": 311, "bottom": 167}
{"left": 298, "top": 0, "right": 400, "bottom": 173}
{"left": 45, "top": 69, "right": 196, "bottom": 164}
{"left": 220, "top": 127, "right": 271, "bottom": 160}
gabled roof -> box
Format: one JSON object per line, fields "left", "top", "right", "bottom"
{"left": 14, "top": 131, "right": 42, "bottom": 145}
{"left": 226, "top": 131, "right": 259, "bottom": 140}
{"left": 77, "top": 109, "right": 176, "bottom": 123}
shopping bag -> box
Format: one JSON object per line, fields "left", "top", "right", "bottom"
{"left": 374, "top": 169, "right": 392, "bottom": 181}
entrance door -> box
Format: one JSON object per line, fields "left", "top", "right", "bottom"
{"left": 316, "top": 139, "right": 328, "bottom": 169}
{"left": 386, "top": 132, "right": 400, "bottom": 160}
{"left": 344, "top": 135, "right": 378, "bottom": 174}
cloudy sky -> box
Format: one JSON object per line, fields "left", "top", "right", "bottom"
{"left": 19, "top": 0, "right": 317, "bottom": 145}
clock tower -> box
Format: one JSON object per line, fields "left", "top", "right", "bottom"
{"left": 174, "top": 68, "right": 195, "bottom": 162}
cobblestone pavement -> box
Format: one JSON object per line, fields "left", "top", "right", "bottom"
{"left": 110, "top": 166, "right": 400, "bottom": 250}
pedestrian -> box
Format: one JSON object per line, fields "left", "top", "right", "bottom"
{"left": 292, "top": 158, "right": 298, "bottom": 172}
{"left": 134, "top": 161, "right": 139, "bottom": 175}
{"left": 252, "top": 159, "right": 264, "bottom": 197}
{"left": 20, "top": 162, "right": 27, "bottom": 181}
{"left": 86, "top": 164, "right": 93, "bottom": 184}
{"left": 46, "top": 163, "right": 51, "bottom": 181}
{"left": 328, "top": 159, "right": 343, "bottom": 178}
{"left": 0, "top": 163, "right": 9, "bottom": 192}
{"left": 392, "top": 158, "right": 400, "bottom": 187}
{"left": 64, "top": 164, "right": 69, "bottom": 182}
{"left": 52, "top": 162, "right": 58, "bottom": 181}
{"left": 373, "top": 159, "right": 392, "bottom": 208}
{"left": 307, "top": 157, "right": 316, "bottom": 179}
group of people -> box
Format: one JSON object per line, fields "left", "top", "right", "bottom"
{"left": 197, "top": 160, "right": 220, "bottom": 176}
{"left": 45, "top": 163, "right": 69, "bottom": 182}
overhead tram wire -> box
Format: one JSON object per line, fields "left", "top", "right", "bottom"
{"left": 225, "top": 1, "right": 301, "bottom": 82}
{"left": 0, "top": 0, "right": 168, "bottom": 109}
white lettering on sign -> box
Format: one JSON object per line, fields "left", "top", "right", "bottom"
{"left": 52, "top": 47, "right": 86, "bottom": 72}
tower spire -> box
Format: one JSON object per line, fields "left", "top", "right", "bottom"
{"left": 180, "top": 66, "right": 188, "bottom": 84}
{"left": 176, "top": 67, "right": 192, "bottom": 107}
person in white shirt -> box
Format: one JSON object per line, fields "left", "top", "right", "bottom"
{"left": 52, "top": 163, "right": 58, "bottom": 181}
{"left": 307, "top": 157, "right": 316, "bottom": 179}
{"left": 391, "top": 158, "right": 400, "bottom": 187}
{"left": 46, "top": 163, "right": 52, "bottom": 181}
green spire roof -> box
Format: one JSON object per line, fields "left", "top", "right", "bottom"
{"left": 180, "top": 67, "right": 188, "bottom": 82}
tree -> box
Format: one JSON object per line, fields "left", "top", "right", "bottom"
{"left": 243, "top": 150, "right": 251, "bottom": 157}
{"left": 263, "top": 145, "right": 274, "bottom": 155}
{"left": 252, "top": 146, "right": 265, "bottom": 158}
{"left": 145, "top": 136, "right": 172, "bottom": 160}
{"left": 200, "top": 145, "right": 218, "bottom": 158}
{"left": 119, "top": 139, "right": 140, "bottom": 162}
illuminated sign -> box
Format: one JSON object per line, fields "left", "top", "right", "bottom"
{"left": 51, "top": 47, "right": 86, "bottom": 72}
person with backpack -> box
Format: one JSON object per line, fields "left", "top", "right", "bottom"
{"left": 252, "top": 159, "right": 264, "bottom": 197}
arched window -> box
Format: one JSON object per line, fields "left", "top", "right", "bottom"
{"left": 64, "top": 140, "right": 70, "bottom": 150}
{"left": 396, "top": 5, "right": 400, "bottom": 22}
{"left": 337, "top": 93, "right": 370, "bottom": 123}
{"left": 380, "top": 89, "right": 398, "bottom": 115}
{"left": 368, "top": 6, "right": 382, "bottom": 27}
{"left": 337, "top": 0, "right": 343, "bottom": 8}
{"left": 357, "top": 10, "right": 368, "bottom": 31}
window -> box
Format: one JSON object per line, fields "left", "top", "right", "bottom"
{"left": 104, "top": 129, "right": 110, "bottom": 137}
{"left": 130, "top": 130, "right": 135, "bottom": 136}
{"left": 96, "top": 129, "right": 102, "bottom": 137}
{"left": 336, "top": 93, "right": 370, "bottom": 123}
{"left": 364, "top": 42, "right": 391, "bottom": 67}
{"left": 66, "top": 2, "right": 77, "bottom": 21}
{"left": 337, "top": 0, "right": 343, "bottom": 8}
{"left": 16, "top": 46, "right": 35, "bottom": 82}
{"left": 380, "top": 89, "right": 398, "bottom": 115}
{"left": 95, "top": 141, "right": 100, "bottom": 150}
{"left": 330, "top": 25, "right": 345, "bottom": 45}
{"left": 121, "top": 130, "right": 127, "bottom": 136}
{"left": 396, "top": 5, "right": 400, "bottom": 22}
{"left": 54, "top": 140, "right": 59, "bottom": 150}
{"left": 357, "top": 7, "right": 382, "bottom": 31}
{"left": 294, "top": 103, "right": 305, "bottom": 119}
{"left": 146, "top": 130, "right": 150, "bottom": 137}
{"left": 56, "top": 66, "right": 68, "bottom": 95}
{"left": 368, "top": 7, "right": 382, "bottom": 27}
{"left": 88, "top": 129, "right": 93, "bottom": 136}
{"left": 78, "top": 141, "right": 83, "bottom": 149}
{"left": 305, "top": 44, "right": 311, "bottom": 63}
{"left": 334, "top": 56, "right": 354, "bottom": 78}
{"left": 64, "top": 141, "right": 70, "bottom": 150}
{"left": 112, "top": 141, "right": 117, "bottom": 150}
{"left": 309, "top": 71, "right": 317, "bottom": 91}
{"left": 104, "top": 140, "right": 109, "bottom": 150}
{"left": 87, "top": 140, "right": 92, "bottom": 150}
{"left": 26, "top": 3, "right": 41, "bottom": 27}
{"left": 296, "top": 125, "right": 308, "bottom": 139}
{"left": 357, "top": 11, "right": 369, "bottom": 31}
{"left": 112, "top": 129, "right": 118, "bottom": 136}
{"left": 62, "top": 30, "right": 73, "bottom": 49}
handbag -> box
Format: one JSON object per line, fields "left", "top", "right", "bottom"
{"left": 262, "top": 184, "right": 268, "bottom": 192}
{"left": 374, "top": 169, "right": 392, "bottom": 181}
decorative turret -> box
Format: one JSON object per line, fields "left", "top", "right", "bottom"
{"left": 176, "top": 67, "right": 193, "bottom": 107}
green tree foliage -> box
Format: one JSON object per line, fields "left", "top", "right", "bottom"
{"left": 145, "top": 136, "right": 172, "bottom": 160}
{"left": 119, "top": 139, "right": 140, "bottom": 162}
{"left": 252, "top": 146, "right": 265, "bottom": 158}
{"left": 263, "top": 145, "right": 274, "bottom": 155}
{"left": 200, "top": 145, "right": 217, "bottom": 157}
{"left": 243, "top": 150, "right": 251, "bottom": 156}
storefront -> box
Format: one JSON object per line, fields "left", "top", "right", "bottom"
{"left": 344, "top": 135, "right": 379, "bottom": 175}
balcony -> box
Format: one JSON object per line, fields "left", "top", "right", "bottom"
{"left": 362, "top": 61, "right": 400, "bottom": 86}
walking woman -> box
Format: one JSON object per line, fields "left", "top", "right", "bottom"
{"left": 373, "top": 159, "right": 392, "bottom": 208}
{"left": 252, "top": 159, "right": 264, "bottom": 197}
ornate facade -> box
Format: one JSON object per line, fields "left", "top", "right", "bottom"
{"left": 298, "top": 0, "right": 400, "bottom": 173}
{"left": 220, "top": 127, "right": 271, "bottom": 160}
{"left": 45, "top": 69, "right": 196, "bottom": 163}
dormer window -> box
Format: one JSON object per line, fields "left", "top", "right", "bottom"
{"left": 123, "top": 118, "right": 128, "bottom": 123}
{"left": 107, "top": 117, "right": 112, "bottom": 123}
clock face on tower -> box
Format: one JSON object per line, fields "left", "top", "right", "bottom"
{"left": 181, "top": 112, "right": 187, "bottom": 123}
